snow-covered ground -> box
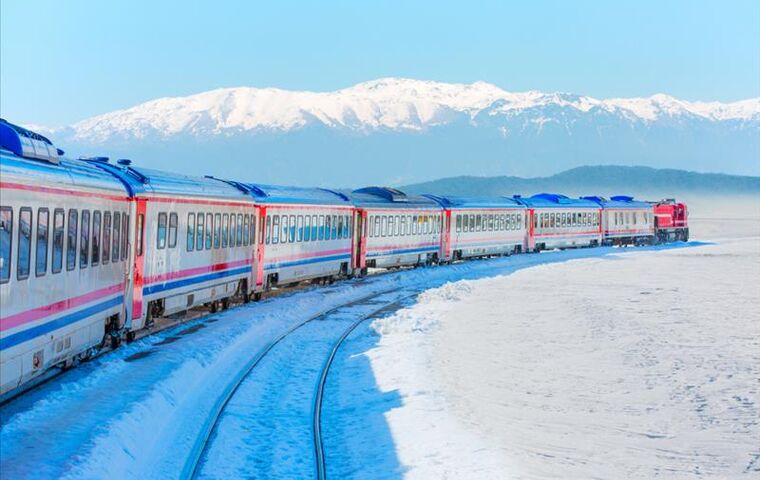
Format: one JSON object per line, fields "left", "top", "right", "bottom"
{"left": 353, "top": 219, "right": 759, "bottom": 479}
{"left": 1, "top": 215, "right": 756, "bottom": 479}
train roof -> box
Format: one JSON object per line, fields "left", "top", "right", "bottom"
{"left": 512, "top": 193, "right": 599, "bottom": 209}
{"left": 349, "top": 187, "right": 441, "bottom": 209}
{"left": 581, "top": 195, "right": 652, "bottom": 209}
{"left": 224, "top": 181, "right": 352, "bottom": 205}
{"left": 83, "top": 160, "right": 251, "bottom": 200}
{"left": 0, "top": 149, "right": 130, "bottom": 194}
{"left": 422, "top": 194, "right": 526, "bottom": 209}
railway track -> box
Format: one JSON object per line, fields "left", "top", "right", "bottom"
{"left": 184, "top": 288, "right": 419, "bottom": 479}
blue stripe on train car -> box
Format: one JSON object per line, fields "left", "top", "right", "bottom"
{"left": 0, "top": 296, "right": 124, "bottom": 351}
{"left": 366, "top": 246, "right": 438, "bottom": 257}
{"left": 263, "top": 253, "right": 351, "bottom": 271}
{"left": 143, "top": 266, "right": 252, "bottom": 296}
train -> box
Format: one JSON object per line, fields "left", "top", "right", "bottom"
{"left": 0, "top": 119, "right": 689, "bottom": 397}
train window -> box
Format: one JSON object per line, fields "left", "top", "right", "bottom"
{"left": 243, "top": 215, "right": 250, "bottom": 245}
{"left": 486, "top": 215, "right": 492, "bottom": 231}
{"left": 324, "top": 215, "right": 331, "bottom": 241}
{"left": 271, "top": 215, "right": 279, "bottom": 244}
{"left": 279, "top": 215, "right": 288, "bottom": 244}
{"left": 102, "top": 212, "right": 111, "bottom": 263}
{"left": 91, "top": 211, "right": 101, "bottom": 265}
{"left": 122, "top": 214, "right": 129, "bottom": 261}
{"left": 49, "top": 209, "right": 64, "bottom": 273}
{"left": 290, "top": 215, "right": 296, "bottom": 243}
{"left": 0, "top": 207, "right": 12, "bottom": 283}
{"left": 303, "top": 215, "right": 311, "bottom": 242}
{"left": 295, "top": 215, "right": 303, "bottom": 242}
{"left": 166, "top": 213, "right": 177, "bottom": 248}
{"left": 380, "top": 216, "right": 386, "bottom": 237}
{"left": 112, "top": 212, "right": 121, "bottom": 262}
{"left": 386, "top": 216, "right": 393, "bottom": 237}
{"left": 369, "top": 216, "right": 375, "bottom": 238}
{"left": 17, "top": 208, "right": 32, "bottom": 280}
{"left": 196, "top": 212, "right": 205, "bottom": 250}
{"left": 345, "top": 215, "right": 351, "bottom": 237}
{"left": 157, "top": 212, "right": 167, "bottom": 249}
{"left": 229, "top": 213, "right": 237, "bottom": 247}
{"left": 237, "top": 214, "right": 244, "bottom": 245}
{"left": 214, "top": 213, "right": 221, "bottom": 248}
{"left": 330, "top": 215, "right": 336, "bottom": 240}
{"left": 36, "top": 208, "right": 49, "bottom": 276}
{"left": 311, "top": 215, "right": 318, "bottom": 241}
{"left": 66, "top": 209, "right": 78, "bottom": 271}
{"left": 187, "top": 213, "right": 195, "bottom": 251}
{"left": 318, "top": 215, "right": 325, "bottom": 240}
{"left": 80, "top": 210, "right": 90, "bottom": 268}
{"left": 265, "top": 216, "right": 271, "bottom": 244}
{"left": 249, "top": 214, "right": 256, "bottom": 245}
{"left": 221, "top": 214, "right": 228, "bottom": 247}
{"left": 204, "top": 213, "right": 213, "bottom": 249}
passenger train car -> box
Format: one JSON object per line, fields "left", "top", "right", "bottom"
{"left": 514, "top": 193, "right": 602, "bottom": 251}
{"left": 424, "top": 195, "right": 527, "bottom": 261}
{"left": 0, "top": 122, "right": 130, "bottom": 395}
{"left": 583, "top": 195, "right": 655, "bottom": 246}
{"left": 0, "top": 119, "right": 690, "bottom": 398}
{"left": 349, "top": 187, "right": 442, "bottom": 270}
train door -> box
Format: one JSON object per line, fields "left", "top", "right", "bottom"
{"left": 441, "top": 210, "right": 451, "bottom": 261}
{"left": 352, "top": 209, "right": 367, "bottom": 272}
{"left": 255, "top": 206, "right": 266, "bottom": 290}
{"left": 527, "top": 208, "right": 536, "bottom": 252}
{"left": 129, "top": 199, "right": 147, "bottom": 329}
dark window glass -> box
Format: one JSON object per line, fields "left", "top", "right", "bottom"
{"left": 121, "top": 214, "right": 129, "bottom": 260}
{"left": 271, "top": 215, "right": 279, "bottom": 244}
{"left": 296, "top": 215, "right": 303, "bottom": 242}
{"left": 52, "top": 209, "right": 65, "bottom": 273}
{"left": 80, "top": 210, "right": 90, "bottom": 268}
{"left": 112, "top": 212, "right": 121, "bottom": 262}
{"left": 237, "top": 213, "right": 243, "bottom": 245}
{"left": 0, "top": 207, "right": 12, "bottom": 283}
{"left": 311, "top": 215, "right": 318, "bottom": 241}
{"left": 249, "top": 214, "right": 256, "bottom": 245}
{"left": 187, "top": 213, "right": 195, "bottom": 251}
{"left": 168, "top": 212, "right": 178, "bottom": 248}
{"left": 214, "top": 213, "right": 221, "bottom": 248}
{"left": 324, "top": 215, "right": 331, "bottom": 240}
{"left": 136, "top": 214, "right": 143, "bottom": 257}
{"left": 36, "top": 208, "right": 49, "bottom": 276}
{"left": 92, "top": 211, "right": 101, "bottom": 265}
{"left": 265, "top": 216, "right": 271, "bottom": 245}
{"left": 196, "top": 212, "right": 205, "bottom": 250}
{"left": 66, "top": 209, "right": 78, "bottom": 271}
{"left": 229, "top": 213, "right": 237, "bottom": 247}
{"left": 280, "top": 215, "right": 288, "bottom": 244}
{"left": 304, "top": 215, "right": 311, "bottom": 242}
{"left": 205, "top": 213, "right": 213, "bottom": 249}
{"left": 18, "top": 208, "right": 32, "bottom": 279}
{"left": 289, "top": 215, "right": 296, "bottom": 243}
{"left": 157, "top": 212, "right": 167, "bottom": 249}
{"left": 222, "top": 214, "right": 229, "bottom": 247}
{"left": 103, "top": 212, "right": 111, "bottom": 263}
{"left": 243, "top": 214, "right": 250, "bottom": 245}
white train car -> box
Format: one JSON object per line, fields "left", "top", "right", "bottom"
{"left": 349, "top": 187, "right": 442, "bottom": 270}
{"left": 583, "top": 196, "right": 655, "bottom": 246}
{"left": 89, "top": 162, "right": 256, "bottom": 333}
{"left": 0, "top": 121, "right": 130, "bottom": 396}
{"left": 424, "top": 195, "right": 528, "bottom": 261}
{"left": 240, "top": 183, "right": 355, "bottom": 288}
{"left": 514, "top": 193, "right": 602, "bottom": 251}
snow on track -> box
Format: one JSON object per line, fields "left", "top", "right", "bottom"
{"left": 0, "top": 242, "right": 704, "bottom": 479}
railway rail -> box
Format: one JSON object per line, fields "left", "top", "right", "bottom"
{"left": 185, "top": 288, "right": 419, "bottom": 479}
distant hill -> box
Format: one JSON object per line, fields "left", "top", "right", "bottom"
{"left": 400, "top": 166, "right": 760, "bottom": 198}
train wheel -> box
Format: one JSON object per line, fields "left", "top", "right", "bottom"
{"left": 254, "top": 292, "right": 262, "bottom": 302}
{"left": 221, "top": 298, "right": 230, "bottom": 310}
{"left": 126, "top": 331, "right": 137, "bottom": 343}
{"left": 210, "top": 301, "right": 218, "bottom": 313}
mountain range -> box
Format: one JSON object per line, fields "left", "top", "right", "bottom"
{"left": 36, "top": 78, "right": 759, "bottom": 186}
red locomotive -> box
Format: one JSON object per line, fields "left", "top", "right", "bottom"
{"left": 652, "top": 199, "right": 689, "bottom": 243}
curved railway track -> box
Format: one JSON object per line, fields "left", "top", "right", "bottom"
{"left": 184, "top": 288, "right": 418, "bottom": 479}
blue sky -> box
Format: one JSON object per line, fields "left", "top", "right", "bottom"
{"left": 2, "top": 0, "right": 758, "bottom": 126}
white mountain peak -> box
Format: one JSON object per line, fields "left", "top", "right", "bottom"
{"left": 65, "top": 78, "right": 759, "bottom": 142}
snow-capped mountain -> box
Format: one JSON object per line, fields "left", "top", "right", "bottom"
{"left": 42, "top": 78, "right": 760, "bottom": 186}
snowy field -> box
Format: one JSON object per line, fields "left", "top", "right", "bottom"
{"left": 354, "top": 217, "right": 759, "bottom": 479}
{"left": 0, "top": 212, "right": 757, "bottom": 479}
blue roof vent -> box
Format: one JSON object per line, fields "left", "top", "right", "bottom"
{"left": 0, "top": 118, "right": 60, "bottom": 164}
{"left": 581, "top": 196, "right": 605, "bottom": 202}
{"left": 81, "top": 156, "right": 110, "bottom": 163}
{"left": 117, "top": 159, "right": 132, "bottom": 167}
{"left": 353, "top": 186, "right": 409, "bottom": 202}
{"left": 531, "top": 193, "right": 571, "bottom": 204}
{"left": 318, "top": 188, "right": 350, "bottom": 202}
{"left": 610, "top": 195, "right": 634, "bottom": 202}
